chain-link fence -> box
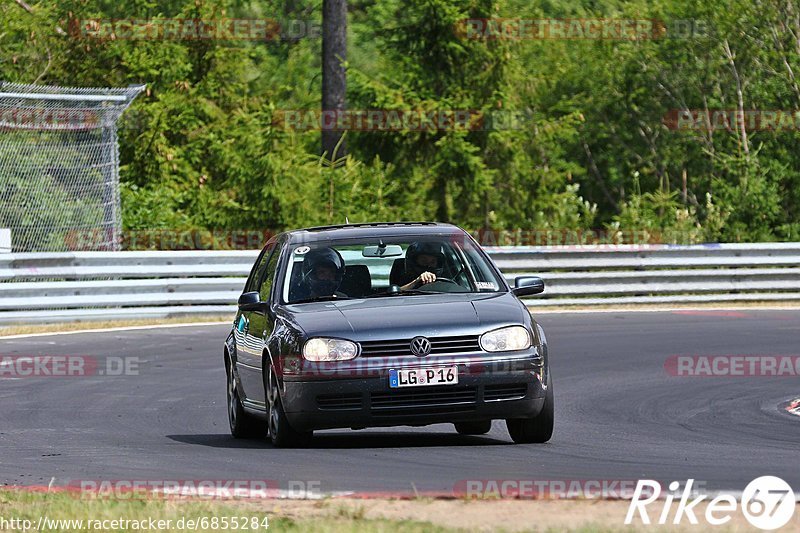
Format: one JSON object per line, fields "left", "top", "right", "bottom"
{"left": 0, "top": 82, "right": 144, "bottom": 252}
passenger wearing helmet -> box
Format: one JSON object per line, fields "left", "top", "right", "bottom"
{"left": 401, "top": 241, "right": 445, "bottom": 291}
{"left": 297, "top": 247, "right": 346, "bottom": 299}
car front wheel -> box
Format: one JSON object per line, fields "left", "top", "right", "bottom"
{"left": 266, "top": 366, "right": 313, "bottom": 448}
{"left": 506, "top": 373, "right": 554, "bottom": 444}
{"left": 227, "top": 362, "right": 265, "bottom": 439}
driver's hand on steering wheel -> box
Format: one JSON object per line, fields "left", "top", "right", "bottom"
{"left": 400, "top": 271, "right": 436, "bottom": 291}
{"left": 416, "top": 271, "right": 436, "bottom": 286}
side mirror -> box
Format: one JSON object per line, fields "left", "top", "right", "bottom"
{"left": 512, "top": 276, "right": 545, "bottom": 297}
{"left": 238, "top": 291, "right": 263, "bottom": 311}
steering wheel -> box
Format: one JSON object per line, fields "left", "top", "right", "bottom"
{"left": 431, "top": 277, "right": 458, "bottom": 285}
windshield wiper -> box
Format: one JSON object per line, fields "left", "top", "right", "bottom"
{"left": 365, "top": 289, "right": 437, "bottom": 298}
{"left": 290, "top": 295, "right": 351, "bottom": 304}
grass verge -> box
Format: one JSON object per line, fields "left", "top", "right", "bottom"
{"left": 1, "top": 491, "right": 782, "bottom": 532}
{"left": 0, "top": 491, "right": 452, "bottom": 533}
{"left": 0, "top": 315, "right": 231, "bottom": 337}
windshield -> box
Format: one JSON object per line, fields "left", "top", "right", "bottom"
{"left": 282, "top": 235, "right": 506, "bottom": 303}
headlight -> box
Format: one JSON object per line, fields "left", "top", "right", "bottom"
{"left": 303, "top": 338, "right": 359, "bottom": 361}
{"left": 480, "top": 326, "right": 531, "bottom": 352}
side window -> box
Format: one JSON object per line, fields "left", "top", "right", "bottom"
{"left": 258, "top": 243, "right": 283, "bottom": 302}
{"left": 245, "top": 243, "right": 275, "bottom": 293}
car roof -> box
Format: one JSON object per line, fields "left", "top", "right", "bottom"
{"left": 281, "top": 222, "right": 465, "bottom": 245}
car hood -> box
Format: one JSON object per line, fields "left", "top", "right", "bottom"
{"left": 283, "top": 292, "right": 527, "bottom": 340}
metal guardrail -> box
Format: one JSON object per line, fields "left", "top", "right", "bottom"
{"left": 1, "top": 243, "right": 800, "bottom": 323}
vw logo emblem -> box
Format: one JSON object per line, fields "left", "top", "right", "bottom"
{"left": 410, "top": 336, "right": 432, "bottom": 357}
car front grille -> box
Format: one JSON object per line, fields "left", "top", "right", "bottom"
{"left": 359, "top": 335, "right": 481, "bottom": 357}
{"left": 370, "top": 386, "right": 477, "bottom": 413}
{"left": 316, "top": 393, "right": 363, "bottom": 410}
{"left": 317, "top": 383, "right": 529, "bottom": 415}
{"left": 484, "top": 383, "right": 528, "bottom": 401}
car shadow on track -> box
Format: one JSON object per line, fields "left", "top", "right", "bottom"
{"left": 167, "top": 432, "right": 510, "bottom": 449}
{"left": 166, "top": 434, "right": 269, "bottom": 449}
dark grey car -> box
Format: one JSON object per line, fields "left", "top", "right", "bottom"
{"left": 224, "top": 222, "right": 552, "bottom": 447}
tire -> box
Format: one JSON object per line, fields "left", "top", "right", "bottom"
{"left": 266, "top": 366, "right": 313, "bottom": 448}
{"left": 226, "top": 360, "right": 265, "bottom": 439}
{"left": 454, "top": 420, "right": 492, "bottom": 435}
{"left": 506, "top": 373, "right": 554, "bottom": 444}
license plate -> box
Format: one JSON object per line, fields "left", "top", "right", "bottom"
{"left": 389, "top": 366, "right": 458, "bottom": 388}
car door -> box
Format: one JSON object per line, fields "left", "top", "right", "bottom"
{"left": 236, "top": 242, "right": 275, "bottom": 406}
{"left": 233, "top": 244, "right": 270, "bottom": 363}
{"left": 238, "top": 240, "right": 284, "bottom": 406}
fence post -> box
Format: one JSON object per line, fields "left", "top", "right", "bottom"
{"left": 0, "top": 229, "right": 10, "bottom": 253}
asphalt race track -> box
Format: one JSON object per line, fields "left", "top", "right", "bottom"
{"left": 1, "top": 310, "right": 799, "bottom": 495}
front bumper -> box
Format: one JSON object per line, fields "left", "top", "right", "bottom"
{"left": 279, "top": 353, "right": 547, "bottom": 431}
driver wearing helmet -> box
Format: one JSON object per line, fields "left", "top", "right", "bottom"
{"left": 296, "top": 247, "right": 346, "bottom": 299}
{"left": 401, "top": 241, "right": 446, "bottom": 290}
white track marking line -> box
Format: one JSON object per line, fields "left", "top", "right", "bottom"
{"left": 528, "top": 305, "right": 800, "bottom": 314}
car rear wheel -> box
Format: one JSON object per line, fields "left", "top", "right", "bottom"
{"left": 227, "top": 362, "right": 265, "bottom": 439}
{"left": 506, "top": 373, "right": 554, "bottom": 444}
{"left": 454, "top": 420, "right": 492, "bottom": 435}
{"left": 266, "top": 367, "right": 313, "bottom": 448}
